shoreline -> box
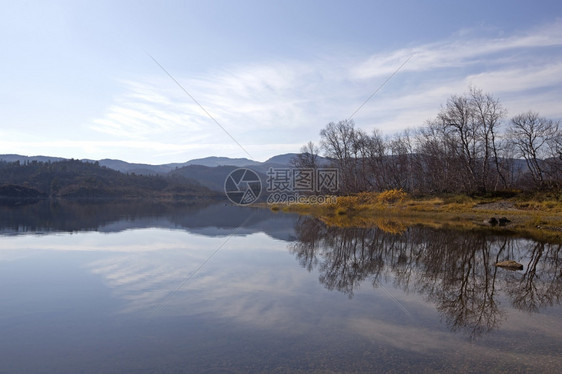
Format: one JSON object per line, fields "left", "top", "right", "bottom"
{"left": 267, "top": 192, "right": 562, "bottom": 244}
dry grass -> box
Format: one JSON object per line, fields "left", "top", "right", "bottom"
{"left": 276, "top": 190, "right": 562, "bottom": 243}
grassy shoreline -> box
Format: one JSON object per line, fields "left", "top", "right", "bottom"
{"left": 268, "top": 190, "right": 562, "bottom": 243}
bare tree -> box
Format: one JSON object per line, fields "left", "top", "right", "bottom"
{"left": 320, "top": 120, "right": 362, "bottom": 193}
{"left": 547, "top": 126, "right": 562, "bottom": 181}
{"left": 312, "top": 88, "right": 556, "bottom": 194}
{"left": 291, "top": 141, "right": 320, "bottom": 170}
{"left": 509, "top": 112, "right": 561, "bottom": 188}
{"left": 387, "top": 131, "right": 414, "bottom": 191}
{"left": 469, "top": 87, "right": 507, "bottom": 190}
{"left": 438, "top": 93, "right": 479, "bottom": 192}
{"left": 432, "top": 87, "right": 509, "bottom": 193}
{"left": 361, "top": 129, "right": 388, "bottom": 191}
{"left": 415, "top": 120, "right": 460, "bottom": 193}
{"left": 350, "top": 128, "right": 376, "bottom": 191}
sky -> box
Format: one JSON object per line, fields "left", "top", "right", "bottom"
{"left": 1, "top": 0, "right": 561, "bottom": 164}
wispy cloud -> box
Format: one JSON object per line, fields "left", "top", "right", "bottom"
{"left": 466, "top": 62, "right": 562, "bottom": 93}
{"left": 351, "top": 20, "right": 562, "bottom": 79}
{"left": 89, "top": 80, "right": 209, "bottom": 140}
{"left": 81, "top": 20, "right": 562, "bottom": 161}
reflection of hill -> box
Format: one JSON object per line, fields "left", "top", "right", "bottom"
{"left": 291, "top": 217, "right": 562, "bottom": 338}
{"left": 0, "top": 201, "right": 299, "bottom": 241}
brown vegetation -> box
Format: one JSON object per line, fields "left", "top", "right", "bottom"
{"left": 273, "top": 189, "right": 562, "bottom": 243}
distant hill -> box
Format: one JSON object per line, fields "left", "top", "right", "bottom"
{"left": 264, "top": 153, "right": 299, "bottom": 165}
{"left": 0, "top": 153, "right": 326, "bottom": 193}
{"left": 169, "top": 165, "right": 239, "bottom": 192}
{"left": 0, "top": 159, "right": 220, "bottom": 200}
{"left": 0, "top": 154, "right": 66, "bottom": 164}
{"left": 0, "top": 153, "right": 309, "bottom": 175}
{"left": 184, "top": 156, "right": 260, "bottom": 168}
{"left": 0, "top": 153, "right": 302, "bottom": 191}
{"left": 95, "top": 159, "right": 176, "bottom": 175}
{"left": 169, "top": 158, "right": 337, "bottom": 192}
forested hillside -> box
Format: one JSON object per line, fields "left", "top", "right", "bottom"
{"left": 0, "top": 159, "right": 220, "bottom": 200}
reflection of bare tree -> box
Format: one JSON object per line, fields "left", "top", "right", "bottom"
{"left": 290, "top": 217, "right": 562, "bottom": 338}
{"left": 506, "top": 241, "right": 562, "bottom": 312}
{"left": 291, "top": 216, "right": 395, "bottom": 297}
{"left": 319, "top": 227, "right": 387, "bottom": 297}
{"left": 417, "top": 232, "right": 505, "bottom": 338}
{"left": 290, "top": 216, "right": 325, "bottom": 271}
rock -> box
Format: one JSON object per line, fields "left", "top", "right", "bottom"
{"left": 498, "top": 217, "right": 511, "bottom": 226}
{"left": 495, "top": 260, "right": 523, "bottom": 270}
{"left": 485, "top": 217, "right": 498, "bottom": 226}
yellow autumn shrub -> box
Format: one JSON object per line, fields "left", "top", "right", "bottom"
{"left": 376, "top": 189, "right": 409, "bottom": 204}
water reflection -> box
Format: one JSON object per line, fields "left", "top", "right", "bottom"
{"left": 4, "top": 201, "right": 559, "bottom": 339}
{"left": 291, "top": 216, "right": 562, "bottom": 337}
{"left": 0, "top": 200, "right": 297, "bottom": 240}
{"left": 1, "top": 203, "right": 561, "bottom": 372}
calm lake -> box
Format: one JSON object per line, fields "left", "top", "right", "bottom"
{"left": 0, "top": 200, "right": 561, "bottom": 373}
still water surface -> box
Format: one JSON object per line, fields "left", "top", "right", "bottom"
{"left": 0, "top": 201, "right": 561, "bottom": 373}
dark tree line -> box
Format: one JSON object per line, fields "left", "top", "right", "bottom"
{"left": 295, "top": 87, "right": 561, "bottom": 194}
{"left": 0, "top": 159, "right": 218, "bottom": 199}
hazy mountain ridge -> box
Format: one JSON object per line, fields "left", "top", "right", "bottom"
{"left": 0, "top": 154, "right": 67, "bottom": 164}
{"left": 0, "top": 158, "right": 220, "bottom": 199}
{"left": 184, "top": 156, "right": 261, "bottom": 168}
{"left": 0, "top": 153, "right": 307, "bottom": 173}
{"left": 0, "top": 153, "right": 327, "bottom": 193}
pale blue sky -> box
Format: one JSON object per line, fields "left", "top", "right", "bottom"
{"left": 1, "top": 0, "right": 561, "bottom": 163}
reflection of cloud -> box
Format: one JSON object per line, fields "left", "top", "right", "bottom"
{"left": 85, "top": 234, "right": 313, "bottom": 326}
{"left": 88, "top": 254, "right": 196, "bottom": 314}
{"left": 82, "top": 229, "right": 562, "bottom": 367}
{"left": 349, "top": 317, "right": 457, "bottom": 353}
{"left": 348, "top": 315, "right": 562, "bottom": 369}
{"left": 0, "top": 234, "right": 212, "bottom": 253}
{"left": 3, "top": 226, "right": 562, "bottom": 371}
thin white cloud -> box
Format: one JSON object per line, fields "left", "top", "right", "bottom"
{"left": 466, "top": 62, "right": 562, "bottom": 93}
{"left": 89, "top": 80, "right": 210, "bottom": 140}
{"left": 77, "top": 20, "right": 562, "bottom": 161}
{"left": 351, "top": 20, "right": 562, "bottom": 79}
